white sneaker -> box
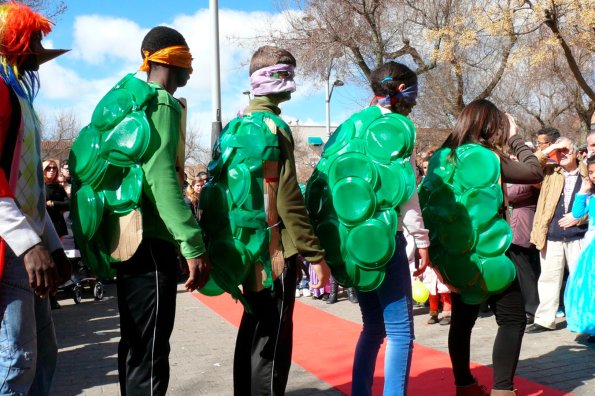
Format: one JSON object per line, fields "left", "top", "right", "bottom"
{"left": 302, "top": 288, "right": 311, "bottom": 297}
{"left": 295, "top": 289, "right": 302, "bottom": 298}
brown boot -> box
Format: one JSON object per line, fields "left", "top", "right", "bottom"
{"left": 455, "top": 381, "right": 489, "bottom": 396}
{"left": 490, "top": 390, "right": 516, "bottom": 395}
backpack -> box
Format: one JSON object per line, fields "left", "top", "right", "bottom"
{"left": 305, "top": 106, "right": 417, "bottom": 291}
{"left": 419, "top": 144, "right": 516, "bottom": 304}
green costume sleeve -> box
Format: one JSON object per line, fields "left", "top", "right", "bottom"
{"left": 142, "top": 86, "right": 205, "bottom": 258}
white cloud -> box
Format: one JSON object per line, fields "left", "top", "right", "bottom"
{"left": 36, "top": 6, "right": 349, "bottom": 141}
{"left": 71, "top": 15, "right": 146, "bottom": 65}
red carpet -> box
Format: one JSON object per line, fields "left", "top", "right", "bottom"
{"left": 193, "top": 293, "right": 572, "bottom": 396}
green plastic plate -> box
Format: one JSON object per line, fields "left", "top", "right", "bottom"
{"left": 453, "top": 144, "right": 500, "bottom": 189}
{"left": 475, "top": 218, "right": 512, "bottom": 257}
{"left": 332, "top": 177, "right": 376, "bottom": 227}
{"left": 91, "top": 88, "right": 134, "bottom": 131}
{"left": 346, "top": 219, "right": 394, "bottom": 269}
{"left": 75, "top": 185, "right": 104, "bottom": 239}
{"left": 227, "top": 163, "right": 251, "bottom": 207}
{"left": 100, "top": 111, "right": 151, "bottom": 166}
{"left": 460, "top": 184, "right": 503, "bottom": 229}
{"left": 328, "top": 152, "right": 378, "bottom": 189}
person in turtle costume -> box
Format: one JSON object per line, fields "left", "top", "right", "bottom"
{"left": 419, "top": 100, "right": 543, "bottom": 395}
{"left": 200, "top": 45, "right": 330, "bottom": 395}
{"left": 70, "top": 26, "right": 209, "bottom": 395}
{"left": 305, "top": 61, "right": 430, "bottom": 395}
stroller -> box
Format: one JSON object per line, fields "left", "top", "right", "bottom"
{"left": 58, "top": 232, "right": 104, "bottom": 304}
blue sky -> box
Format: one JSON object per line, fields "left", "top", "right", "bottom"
{"left": 36, "top": 0, "right": 364, "bottom": 145}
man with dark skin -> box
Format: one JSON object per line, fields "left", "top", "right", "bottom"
{"left": 107, "top": 26, "right": 209, "bottom": 395}
{"left": 0, "top": 3, "right": 70, "bottom": 394}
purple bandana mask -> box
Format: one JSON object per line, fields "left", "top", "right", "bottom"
{"left": 250, "top": 64, "right": 296, "bottom": 96}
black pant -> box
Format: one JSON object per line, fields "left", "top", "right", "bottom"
{"left": 508, "top": 244, "right": 540, "bottom": 317}
{"left": 116, "top": 239, "right": 178, "bottom": 396}
{"left": 448, "top": 278, "right": 526, "bottom": 390}
{"left": 233, "top": 256, "right": 298, "bottom": 396}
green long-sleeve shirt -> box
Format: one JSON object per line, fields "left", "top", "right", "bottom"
{"left": 140, "top": 82, "right": 205, "bottom": 258}
{"left": 245, "top": 96, "right": 325, "bottom": 263}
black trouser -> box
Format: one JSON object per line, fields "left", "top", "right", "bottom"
{"left": 233, "top": 255, "right": 298, "bottom": 396}
{"left": 448, "top": 277, "right": 526, "bottom": 390}
{"left": 507, "top": 244, "right": 540, "bottom": 317}
{"left": 116, "top": 239, "right": 178, "bottom": 396}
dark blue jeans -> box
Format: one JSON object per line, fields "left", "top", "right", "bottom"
{"left": 352, "top": 232, "right": 414, "bottom": 396}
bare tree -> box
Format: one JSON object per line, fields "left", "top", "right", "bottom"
{"left": 0, "top": 0, "right": 67, "bottom": 18}
{"left": 41, "top": 109, "right": 80, "bottom": 161}
{"left": 184, "top": 123, "right": 212, "bottom": 169}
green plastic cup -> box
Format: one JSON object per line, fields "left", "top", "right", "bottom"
{"left": 328, "top": 152, "right": 378, "bottom": 189}
{"left": 332, "top": 177, "right": 376, "bottom": 227}
{"left": 475, "top": 218, "right": 512, "bottom": 257}
{"left": 91, "top": 88, "right": 134, "bottom": 132}
{"left": 453, "top": 144, "right": 500, "bottom": 189}
{"left": 461, "top": 184, "right": 503, "bottom": 229}
{"left": 347, "top": 219, "right": 395, "bottom": 269}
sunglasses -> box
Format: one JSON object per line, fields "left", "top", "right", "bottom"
{"left": 45, "top": 166, "right": 58, "bottom": 171}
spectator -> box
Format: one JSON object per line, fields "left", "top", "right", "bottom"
{"left": 43, "top": 160, "right": 69, "bottom": 239}
{"left": 0, "top": 3, "right": 70, "bottom": 394}
{"left": 507, "top": 183, "right": 540, "bottom": 324}
{"left": 527, "top": 137, "right": 588, "bottom": 333}
{"left": 60, "top": 159, "right": 71, "bottom": 196}
{"left": 586, "top": 130, "right": 595, "bottom": 159}
{"left": 565, "top": 155, "right": 595, "bottom": 342}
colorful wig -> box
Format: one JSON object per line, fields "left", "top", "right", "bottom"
{"left": 0, "top": 2, "right": 52, "bottom": 100}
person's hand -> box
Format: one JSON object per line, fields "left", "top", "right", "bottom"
{"left": 558, "top": 213, "right": 580, "bottom": 229}
{"left": 412, "top": 247, "right": 431, "bottom": 277}
{"left": 46, "top": 200, "right": 53, "bottom": 207}
{"left": 51, "top": 248, "right": 72, "bottom": 286}
{"left": 505, "top": 113, "right": 518, "bottom": 138}
{"left": 185, "top": 254, "right": 211, "bottom": 291}
{"left": 579, "top": 178, "right": 592, "bottom": 194}
{"left": 309, "top": 259, "right": 330, "bottom": 289}
{"left": 23, "top": 244, "right": 59, "bottom": 298}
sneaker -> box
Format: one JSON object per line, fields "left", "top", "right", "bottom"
{"left": 427, "top": 315, "right": 439, "bottom": 325}
{"left": 439, "top": 315, "right": 451, "bottom": 325}
{"left": 302, "top": 288, "right": 311, "bottom": 297}
{"left": 295, "top": 288, "right": 302, "bottom": 298}
{"left": 556, "top": 310, "right": 565, "bottom": 318}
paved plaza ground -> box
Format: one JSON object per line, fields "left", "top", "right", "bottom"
{"left": 51, "top": 282, "right": 594, "bottom": 395}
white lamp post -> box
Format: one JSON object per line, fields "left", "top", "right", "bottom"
{"left": 325, "top": 78, "right": 344, "bottom": 138}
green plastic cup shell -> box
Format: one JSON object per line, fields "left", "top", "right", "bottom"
{"left": 91, "top": 88, "right": 134, "bottom": 132}
{"left": 374, "top": 161, "right": 406, "bottom": 210}
{"left": 477, "top": 254, "right": 516, "bottom": 293}
{"left": 102, "top": 165, "right": 143, "bottom": 214}
{"left": 328, "top": 152, "right": 378, "bottom": 189}
{"left": 315, "top": 217, "right": 349, "bottom": 266}
{"left": 453, "top": 144, "right": 500, "bottom": 189}
{"left": 475, "top": 218, "right": 513, "bottom": 257}
{"left": 99, "top": 111, "right": 151, "bottom": 166}
{"left": 227, "top": 163, "right": 252, "bottom": 207}
{"left": 198, "top": 275, "right": 225, "bottom": 296}
{"left": 331, "top": 177, "right": 376, "bottom": 227}
{"left": 75, "top": 185, "right": 104, "bottom": 240}
{"left": 460, "top": 184, "right": 503, "bottom": 229}
{"left": 322, "top": 119, "right": 355, "bottom": 158}
{"left": 346, "top": 219, "right": 394, "bottom": 269}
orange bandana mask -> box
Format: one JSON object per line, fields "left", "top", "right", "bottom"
{"left": 139, "top": 45, "right": 193, "bottom": 73}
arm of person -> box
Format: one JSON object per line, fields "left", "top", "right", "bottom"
{"left": 500, "top": 135, "right": 543, "bottom": 184}
{"left": 571, "top": 192, "right": 589, "bottom": 220}
{"left": 401, "top": 163, "right": 431, "bottom": 276}
{"left": 49, "top": 186, "right": 70, "bottom": 211}
{"left": 276, "top": 125, "right": 329, "bottom": 287}
{"left": 142, "top": 94, "right": 206, "bottom": 260}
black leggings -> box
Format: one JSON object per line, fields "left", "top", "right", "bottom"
{"left": 233, "top": 256, "right": 298, "bottom": 396}
{"left": 448, "top": 278, "right": 526, "bottom": 390}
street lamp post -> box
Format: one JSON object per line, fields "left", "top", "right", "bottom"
{"left": 242, "top": 90, "right": 251, "bottom": 105}
{"left": 325, "top": 78, "right": 344, "bottom": 138}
